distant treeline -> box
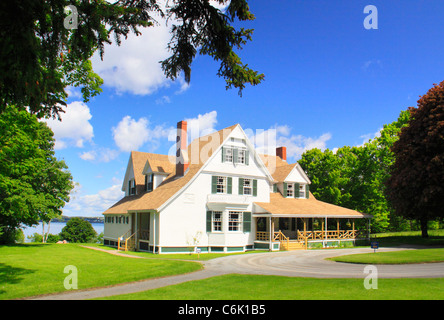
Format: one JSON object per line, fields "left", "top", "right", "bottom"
{"left": 44, "top": 216, "right": 104, "bottom": 224}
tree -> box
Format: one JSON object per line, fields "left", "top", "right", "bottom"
{"left": 0, "top": 0, "right": 263, "bottom": 119}
{"left": 299, "top": 110, "right": 410, "bottom": 233}
{"left": 385, "top": 81, "right": 444, "bottom": 238}
{"left": 59, "top": 217, "right": 97, "bottom": 243}
{"left": 0, "top": 106, "right": 73, "bottom": 244}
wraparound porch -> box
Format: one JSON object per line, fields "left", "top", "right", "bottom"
{"left": 253, "top": 215, "right": 370, "bottom": 250}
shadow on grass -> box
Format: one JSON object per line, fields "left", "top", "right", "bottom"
{"left": 372, "top": 235, "right": 444, "bottom": 248}
{"left": 0, "top": 263, "right": 36, "bottom": 295}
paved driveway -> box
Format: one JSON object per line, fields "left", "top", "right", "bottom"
{"left": 204, "top": 247, "right": 444, "bottom": 278}
{"left": 31, "top": 247, "right": 444, "bottom": 300}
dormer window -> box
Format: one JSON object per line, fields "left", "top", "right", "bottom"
{"left": 286, "top": 183, "right": 294, "bottom": 197}
{"left": 221, "top": 146, "right": 249, "bottom": 165}
{"left": 128, "top": 179, "right": 136, "bottom": 195}
{"left": 298, "top": 184, "right": 305, "bottom": 198}
{"left": 145, "top": 173, "right": 154, "bottom": 192}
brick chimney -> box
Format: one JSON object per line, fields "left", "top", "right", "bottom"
{"left": 276, "top": 146, "right": 287, "bottom": 161}
{"left": 176, "top": 120, "right": 189, "bottom": 176}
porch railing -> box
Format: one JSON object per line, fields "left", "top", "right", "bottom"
{"left": 256, "top": 229, "right": 361, "bottom": 242}
{"left": 296, "top": 229, "right": 361, "bottom": 241}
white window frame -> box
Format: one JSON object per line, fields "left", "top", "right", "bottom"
{"left": 236, "top": 148, "right": 247, "bottom": 164}
{"left": 146, "top": 174, "right": 154, "bottom": 192}
{"left": 298, "top": 184, "right": 305, "bottom": 198}
{"left": 129, "top": 179, "right": 136, "bottom": 195}
{"left": 286, "top": 183, "right": 294, "bottom": 198}
{"left": 228, "top": 211, "right": 243, "bottom": 232}
{"left": 243, "top": 178, "right": 252, "bottom": 195}
{"left": 224, "top": 148, "right": 233, "bottom": 163}
{"left": 217, "top": 176, "right": 227, "bottom": 194}
{"left": 212, "top": 211, "right": 223, "bottom": 232}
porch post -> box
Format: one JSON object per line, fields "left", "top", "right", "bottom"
{"left": 303, "top": 218, "right": 307, "bottom": 238}
{"left": 325, "top": 217, "right": 328, "bottom": 240}
{"left": 268, "top": 216, "right": 273, "bottom": 251}
{"left": 321, "top": 218, "right": 325, "bottom": 239}
{"left": 337, "top": 218, "right": 340, "bottom": 239}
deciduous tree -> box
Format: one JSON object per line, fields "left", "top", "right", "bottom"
{"left": 0, "top": 106, "right": 73, "bottom": 243}
{"left": 385, "top": 81, "right": 444, "bottom": 238}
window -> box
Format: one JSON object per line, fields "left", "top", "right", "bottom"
{"left": 217, "top": 176, "right": 227, "bottom": 194}
{"left": 222, "top": 146, "right": 249, "bottom": 165}
{"left": 146, "top": 174, "right": 153, "bottom": 192}
{"left": 212, "top": 176, "right": 232, "bottom": 194}
{"left": 286, "top": 183, "right": 294, "bottom": 198}
{"left": 128, "top": 179, "right": 136, "bottom": 195}
{"left": 228, "top": 211, "right": 243, "bottom": 232}
{"left": 224, "top": 147, "right": 233, "bottom": 163}
{"left": 299, "top": 184, "right": 305, "bottom": 198}
{"left": 243, "top": 179, "right": 252, "bottom": 195}
{"left": 212, "top": 211, "right": 222, "bottom": 232}
{"left": 237, "top": 149, "right": 247, "bottom": 164}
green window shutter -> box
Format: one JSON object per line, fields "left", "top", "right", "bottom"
{"left": 273, "top": 184, "right": 277, "bottom": 193}
{"left": 233, "top": 148, "right": 238, "bottom": 163}
{"left": 283, "top": 183, "right": 287, "bottom": 197}
{"left": 238, "top": 178, "right": 244, "bottom": 195}
{"left": 243, "top": 212, "right": 251, "bottom": 233}
{"left": 294, "top": 183, "right": 300, "bottom": 198}
{"left": 227, "top": 177, "right": 232, "bottom": 194}
{"left": 221, "top": 147, "right": 225, "bottom": 163}
{"left": 306, "top": 184, "right": 310, "bottom": 199}
{"left": 253, "top": 179, "right": 258, "bottom": 196}
{"left": 211, "top": 176, "right": 217, "bottom": 194}
{"left": 245, "top": 150, "right": 249, "bottom": 165}
{"left": 206, "top": 211, "right": 212, "bottom": 233}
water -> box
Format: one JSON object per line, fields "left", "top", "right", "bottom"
{"left": 21, "top": 221, "right": 104, "bottom": 242}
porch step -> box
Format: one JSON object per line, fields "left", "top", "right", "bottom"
{"left": 281, "top": 241, "right": 305, "bottom": 251}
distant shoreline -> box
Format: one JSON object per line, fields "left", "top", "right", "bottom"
{"left": 38, "top": 216, "right": 104, "bottom": 224}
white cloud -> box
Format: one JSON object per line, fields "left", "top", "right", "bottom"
{"left": 79, "top": 148, "right": 120, "bottom": 163}
{"left": 112, "top": 115, "right": 172, "bottom": 152}
{"left": 63, "top": 182, "right": 124, "bottom": 217}
{"left": 185, "top": 110, "right": 218, "bottom": 141}
{"left": 112, "top": 116, "right": 150, "bottom": 152}
{"left": 42, "top": 101, "right": 94, "bottom": 150}
{"left": 246, "top": 125, "right": 332, "bottom": 161}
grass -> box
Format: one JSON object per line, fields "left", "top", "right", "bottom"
{"left": 0, "top": 243, "right": 201, "bottom": 300}
{"left": 370, "top": 229, "right": 444, "bottom": 247}
{"left": 328, "top": 248, "right": 444, "bottom": 264}
{"left": 99, "top": 274, "right": 444, "bottom": 300}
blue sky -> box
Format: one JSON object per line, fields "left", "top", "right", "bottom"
{"left": 44, "top": 0, "right": 444, "bottom": 217}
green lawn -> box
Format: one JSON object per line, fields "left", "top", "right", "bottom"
{"left": 99, "top": 274, "right": 444, "bottom": 300}
{"left": 328, "top": 248, "right": 444, "bottom": 264}
{"left": 0, "top": 243, "right": 201, "bottom": 300}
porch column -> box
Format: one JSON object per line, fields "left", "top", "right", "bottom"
{"left": 337, "top": 218, "right": 340, "bottom": 239}
{"left": 325, "top": 217, "right": 328, "bottom": 240}
{"left": 321, "top": 218, "right": 325, "bottom": 239}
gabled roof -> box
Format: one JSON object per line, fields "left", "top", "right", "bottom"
{"left": 104, "top": 124, "right": 238, "bottom": 214}
{"left": 258, "top": 154, "right": 310, "bottom": 184}
{"left": 254, "top": 193, "right": 372, "bottom": 218}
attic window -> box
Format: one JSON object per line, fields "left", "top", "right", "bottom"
{"left": 128, "top": 179, "right": 136, "bottom": 195}
{"left": 286, "top": 183, "right": 294, "bottom": 198}
{"left": 145, "top": 174, "right": 153, "bottom": 192}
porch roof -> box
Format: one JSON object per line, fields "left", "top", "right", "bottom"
{"left": 254, "top": 193, "right": 372, "bottom": 219}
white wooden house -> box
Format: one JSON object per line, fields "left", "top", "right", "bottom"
{"left": 103, "top": 121, "right": 371, "bottom": 253}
